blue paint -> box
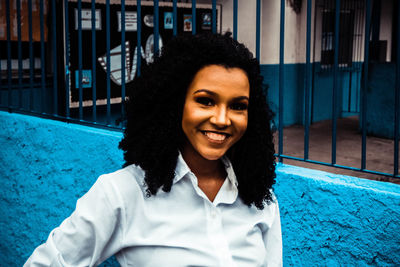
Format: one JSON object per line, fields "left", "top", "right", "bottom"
{"left": 261, "top": 63, "right": 361, "bottom": 127}
{"left": 0, "top": 112, "right": 122, "bottom": 266}
{"left": 364, "top": 63, "right": 399, "bottom": 139}
{"left": 1, "top": 111, "right": 399, "bottom": 266}
{"left": 275, "top": 164, "right": 400, "bottom": 266}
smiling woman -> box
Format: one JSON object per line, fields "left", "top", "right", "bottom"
{"left": 25, "top": 33, "right": 282, "bottom": 267}
{"left": 182, "top": 65, "right": 250, "bottom": 161}
{"left": 182, "top": 65, "right": 250, "bottom": 202}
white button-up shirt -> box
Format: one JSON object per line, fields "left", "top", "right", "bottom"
{"left": 25, "top": 154, "right": 282, "bottom": 267}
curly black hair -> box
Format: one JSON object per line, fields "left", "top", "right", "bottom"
{"left": 119, "top": 32, "right": 276, "bottom": 209}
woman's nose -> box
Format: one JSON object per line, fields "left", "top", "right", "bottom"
{"left": 209, "top": 106, "right": 231, "bottom": 127}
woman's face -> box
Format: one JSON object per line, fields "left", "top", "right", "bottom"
{"left": 182, "top": 65, "right": 250, "bottom": 161}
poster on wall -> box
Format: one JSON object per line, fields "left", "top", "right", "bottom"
{"left": 97, "top": 41, "right": 131, "bottom": 86}
{"left": 74, "top": 9, "right": 102, "bottom": 30}
{"left": 183, "top": 14, "right": 192, "bottom": 32}
{"left": 144, "top": 34, "right": 163, "bottom": 64}
{"left": 164, "top": 12, "right": 173, "bottom": 30}
{"left": 201, "top": 13, "right": 211, "bottom": 30}
{"left": 144, "top": 14, "right": 154, "bottom": 28}
{"left": 75, "top": 70, "right": 92, "bottom": 88}
{"left": 118, "top": 11, "right": 137, "bottom": 32}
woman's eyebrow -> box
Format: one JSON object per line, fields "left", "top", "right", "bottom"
{"left": 193, "top": 89, "right": 249, "bottom": 101}
{"left": 234, "top": 96, "right": 249, "bottom": 101}
{"left": 193, "top": 89, "right": 216, "bottom": 95}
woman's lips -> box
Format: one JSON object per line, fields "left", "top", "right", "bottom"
{"left": 201, "top": 131, "right": 231, "bottom": 143}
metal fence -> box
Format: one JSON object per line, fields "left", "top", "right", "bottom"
{"left": 0, "top": 0, "right": 399, "bottom": 179}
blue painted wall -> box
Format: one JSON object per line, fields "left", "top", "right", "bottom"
{"left": 261, "top": 63, "right": 361, "bottom": 127}
{"left": 1, "top": 111, "right": 400, "bottom": 266}
{"left": 365, "top": 63, "right": 399, "bottom": 139}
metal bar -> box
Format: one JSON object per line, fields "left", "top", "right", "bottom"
{"left": 233, "top": 0, "right": 238, "bottom": 40}
{"left": 28, "top": 0, "right": 34, "bottom": 111}
{"left": 40, "top": 0, "right": 46, "bottom": 113}
{"left": 91, "top": 0, "right": 96, "bottom": 121}
{"left": 321, "top": 0, "right": 328, "bottom": 71}
{"left": 192, "top": 0, "right": 196, "bottom": 35}
{"left": 0, "top": 33, "right": 2, "bottom": 105}
{"left": 6, "top": 0, "right": 12, "bottom": 107}
{"left": 78, "top": 0, "right": 83, "bottom": 120}
{"left": 173, "top": 0, "right": 177, "bottom": 36}
{"left": 361, "top": 0, "right": 371, "bottom": 170}
{"left": 277, "top": 154, "right": 399, "bottom": 178}
{"left": 51, "top": 0, "right": 58, "bottom": 115}
{"left": 65, "top": 0, "right": 70, "bottom": 118}
{"left": 106, "top": 0, "right": 111, "bottom": 124}
{"left": 0, "top": 35, "right": 1, "bottom": 104}
{"left": 212, "top": 0, "right": 216, "bottom": 34}
{"left": 331, "top": 0, "right": 340, "bottom": 165}
{"left": 121, "top": 0, "right": 126, "bottom": 122}
{"left": 137, "top": 0, "right": 142, "bottom": 77}
{"left": 310, "top": 0, "right": 317, "bottom": 124}
{"left": 304, "top": 0, "right": 312, "bottom": 160}
{"left": 355, "top": 2, "right": 364, "bottom": 113}
{"left": 278, "top": 0, "right": 285, "bottom": 162}
{"left": 17, "top": 0, "right": 23, "bottom": 109}
{"left": 395, "top": 0, "right": 400, "bottom": 176}
{"left": 154, "top": 0, "right": 159, "bottom": 56}
{"left": 348, "top": 70, "right": 352, "bottom": 112}
{"left": 256, "top": 0, "right": 261, "bottom": 60}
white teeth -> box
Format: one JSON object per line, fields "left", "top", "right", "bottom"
{"left": 204, "top": 132, "right": 227, "bottom": 141}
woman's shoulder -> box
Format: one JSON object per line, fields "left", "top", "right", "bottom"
{"left": 100, "top": 164, "right": 146, "bottom": 184}
{"left": 93, "top": 164, "right": 148, "bottom": 203}
{"left": 261, "top": 191, "right": 280, "bottom": 227}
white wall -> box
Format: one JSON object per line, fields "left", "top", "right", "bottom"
{"left": 379, "top": 0, "right": 392, "bottom": 62}
{"left": 217, "top": 0, "right": 257, "bottom": 58}
{"left": 217, "top": 0, "right": 313, "bottom": 64}
{"left": 208, "top": 0, "right": 392, "bottom": 64}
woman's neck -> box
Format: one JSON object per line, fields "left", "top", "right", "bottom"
{"left": 181, "top": 143, "right": 227, "bottom": 202}
{"left": 181, "top": 144, "right": 225, "bottom": 180}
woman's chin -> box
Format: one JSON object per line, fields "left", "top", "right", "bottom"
{"left": 199, "top": 150, "right": 227, "bottom": 161}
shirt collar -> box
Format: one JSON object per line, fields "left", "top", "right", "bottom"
{"left": 173, "top": 151, "right": 192, "bottom": 184}
{"left": 174, "top": 151, "right": 239, "bottom": 189}
{"left": 220, "top": 155, "right": 238, "bottom": 188}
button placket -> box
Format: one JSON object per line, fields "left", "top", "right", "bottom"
{"left": 204, "top": 205, "right": 235, "bottom": 266}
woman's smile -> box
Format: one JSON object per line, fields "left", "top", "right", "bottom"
{"left": 181, "top": 65, "right": 250, "bottom": 161}
{"left": 201, "top": 130, "right": 231, "bottom": 143}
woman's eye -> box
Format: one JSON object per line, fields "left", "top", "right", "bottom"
{"left": 230, "top": 102, "right": 248, "bottom": 111}
{"left": 196, "top": 97, "right": 214, "bottom": 106}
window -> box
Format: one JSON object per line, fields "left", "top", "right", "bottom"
{"left": 321, "top": 9, "right": 355, "bottom": 68}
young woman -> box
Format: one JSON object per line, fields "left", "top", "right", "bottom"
{"left": 25, "top": 32, "right": 282, "bottom": 266}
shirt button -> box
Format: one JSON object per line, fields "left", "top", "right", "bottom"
{"left": 211, "top": 210, "right": 217, "bottom": 218}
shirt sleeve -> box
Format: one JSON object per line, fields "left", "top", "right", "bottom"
{"left": 263, "top": 199, "right": 283, "bottom": 267}
{"left": 24, "top": 174, "right": 125, "bottom": 267}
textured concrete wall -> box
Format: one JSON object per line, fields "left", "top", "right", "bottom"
{"left": 275, "top": 165, "right": 400, "bottom": 266}
{"left": 1, "top": 111, "right": 399, "bottom": 266}
{"left": 0, "top": 112, "right": 123, "bottom": 266}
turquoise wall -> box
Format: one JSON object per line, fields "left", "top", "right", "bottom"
{"left": 365, "top": 63, "right": 399, "bottom": 139}
{"left": 0, "top": 112, "right": 122, "bottom": 266}
{"left": 1, "top": 111, "right": 400, "bottom": 266}
{"left": 261, "top": 63, "right": 361, "bottom": 127}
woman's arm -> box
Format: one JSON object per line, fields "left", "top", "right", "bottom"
{"left": 24, "top": 174, "right": 125, "bottom": 267}
{"left": 263, "top": 199, "right": 283, "bottom": 266}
